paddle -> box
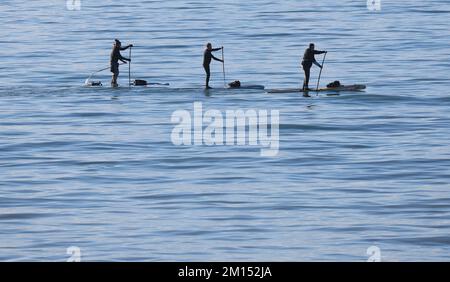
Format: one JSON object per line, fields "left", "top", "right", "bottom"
{"left": 222, "top": 47, "right": 226, "bottom": 88}
{"left": 129, "top": 46, "right": 132, "bottom": 88}
{"left": 316, "top": 52, "right": 327, "bottom": 94}
{"left": 84, "top": 63, "right": 126, "bottom": 85}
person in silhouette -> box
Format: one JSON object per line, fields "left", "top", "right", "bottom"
{"left": 301, "top": 43, "right": 327, "bottom": 94}
{"left": 110, "top": 39, "right": 133, "bottom": 87}
{"left": 203, "top": 43, "right": 224, "bottom": 89}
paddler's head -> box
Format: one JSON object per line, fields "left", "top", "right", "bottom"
{"left": 206, "top": 43, "right": 212, "bottom": 51}
{"left": 309, "top": 43, "right": 315, "bottom": 50}
{"left": 114, "top": 39, "right": 122, "bottom": 48}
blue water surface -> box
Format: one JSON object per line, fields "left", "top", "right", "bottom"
{"left": 0, "top": 0, "right": 450, "bottom": 261}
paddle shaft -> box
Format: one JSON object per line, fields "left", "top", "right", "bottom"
{"left": 316, "top": 52, "right": 327, "bottom": 92}
{"left": 129, "top": 47, "right": 132, "bottom": 88}
{"left": 222, "top": 47, "right": 226, "bottom": 87}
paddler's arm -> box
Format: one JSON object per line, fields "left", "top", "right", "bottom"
{"left": 119, "top": 54, "right": 131, "bottom": 63}
{"left": 313, "top": 50, "right": 327, "bottom": 68}
{"left": 120, "top": 44, "right": 134, "bottom": 51}
{"left": 211, "top": 47, "right": 223, "bottom": 52}
{"left": 211, "top": 54, "right": 224, "bottom": 63}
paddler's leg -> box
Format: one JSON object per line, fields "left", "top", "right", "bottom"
{"left": 111, "top": 71, "right": 119, "bottom": 87}
{"left": 303, "top": 64, "right": 311, "bottom": 91}
{"left": 111, "top": 63, "right": 119, "bottom": 87}
{"left": 204, "top": 65, "right": 211, "bottom": 89}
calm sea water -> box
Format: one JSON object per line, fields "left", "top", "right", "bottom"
{"left": 1, "top": 0, "right": 450, "bottom": 261}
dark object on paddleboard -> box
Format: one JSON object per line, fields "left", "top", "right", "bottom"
{"left": 85, "top": 81, "right": 102, "bottom": 87}
{"left": 228, "top": 80, "right": 241, "bottom": 88}
{"left": 267, "top": 84, "right": 366, "bottom": 94}
{"left": 326, "top": 80, "right": 341, "bottom": 88}
{"left": 226, "top": 81, "right": 264, "bottom": 90}
{"left": 132, "top": 80, "right": 170, "bottom": 86}
{"left": 133, "top": 79, "right": 148, "bottom": 86}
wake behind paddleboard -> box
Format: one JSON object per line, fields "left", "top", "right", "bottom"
{"left": 267, "top": 84, "right": 366, "bottom": 94}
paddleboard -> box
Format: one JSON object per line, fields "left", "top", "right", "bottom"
{"left": 227, "top": 85, "right": 265, "bottom": 90}
{"left": 267, "top": 84, "right": 366, "bottom": 94}
{"left": 84, "top": 81, "right": 170, "bottom": 88}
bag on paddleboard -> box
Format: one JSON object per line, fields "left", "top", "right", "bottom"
{"left": 133, "top": 79, "right": 148, "bottom": 86}
{"left": 86, "top": 81, "right": 102, "bottom": 86}
{"left": 327, "top": 81, "right": 341, "bottom": 88}
{"left": 228, "top": 80, "right": 241, "bottom": 88}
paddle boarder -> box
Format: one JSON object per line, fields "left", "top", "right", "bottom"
{"left": 301, "top": 43, "right": 327, "bottom": 93}
{"left": 110, "top": 39, "right": 133, "bottom": 87}
{"left": 203, "top": 43, "right": 224, "bottom": 89}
